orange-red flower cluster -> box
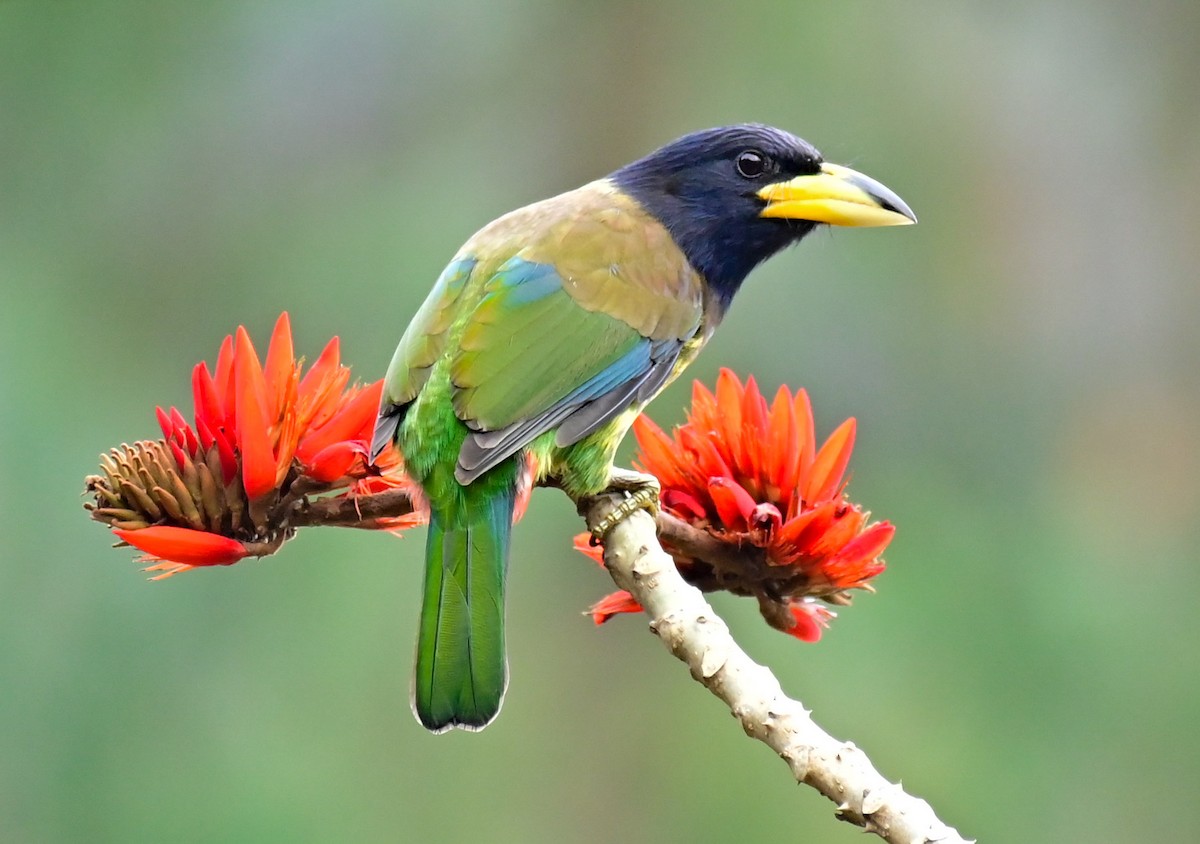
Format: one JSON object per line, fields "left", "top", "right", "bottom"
{"left": 582, "top": 369, "right": 892, "bottom": 642}
{"left": 85, "top": 313, "right": 420, "bottom": 578}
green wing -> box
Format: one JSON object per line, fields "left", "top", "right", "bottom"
{"left": 450, "top": 182, "right": 706, "bottom": 483}
{"left": 372, "top": 257, "right": 475, "bottom": 460}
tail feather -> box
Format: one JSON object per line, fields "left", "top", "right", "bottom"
{"left": 414, "top": 483, "right": 513, "bottom": 732}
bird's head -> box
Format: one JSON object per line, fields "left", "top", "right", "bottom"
{"left": 611, "top": 124, "right": 915, "bottom": 308}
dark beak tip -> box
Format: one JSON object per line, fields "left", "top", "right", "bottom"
{"left": 842, "top": 168, "right": 917, "bottom": 224}
{"left": 876, "top": 193, "right": 917, "bottom": 225}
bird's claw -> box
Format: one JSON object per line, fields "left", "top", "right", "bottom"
{"left": 589, "top": 470, "right": 660, "bottom": 541}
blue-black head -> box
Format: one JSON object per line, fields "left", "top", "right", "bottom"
{"left": 611, "top": 123, "right": 915, "bottom": 309}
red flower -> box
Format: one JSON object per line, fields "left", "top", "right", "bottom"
{"left": 580, "top": 370, "right": 892, "bottom": 642}
{"left": 114, "top": 526, "right": 249, "bottom": 580}
{"left": 573, "top": 534, "right": 643, "bottom": 623}
{"left": 786, "top": 600, "right": 836, "bottom": 643}
{"left": 85, "top": 313, "right": 421, "bottom": 578}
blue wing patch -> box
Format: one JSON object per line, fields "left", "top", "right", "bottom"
{"left": 487, "top": 257, "right": 561, "bottom": 304}
{"left": 452, "top": 257, "right": 685, "bottom": 484}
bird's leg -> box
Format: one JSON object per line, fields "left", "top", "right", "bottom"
{"left": 589, "top": 467, "right": 660, "bottom": 541}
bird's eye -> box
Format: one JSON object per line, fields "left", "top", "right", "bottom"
{"left": 735, "top": 150, "right": 767, "bottom": 179}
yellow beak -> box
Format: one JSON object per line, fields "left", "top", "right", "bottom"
{"left": 757, "top": 162, "right": 916, "bottom": 227}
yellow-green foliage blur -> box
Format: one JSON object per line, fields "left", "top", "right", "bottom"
{"left": 3, "top": 2, "right": 1198, "bottom": 841}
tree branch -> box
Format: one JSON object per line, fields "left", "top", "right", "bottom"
{"left": 282, "top": 486, "right": 788, "bottom": 591}
{"left": 287, "top": 487, "right": 420, "bottom": 528}
{"left": 579, "top": 493, "right": 970, "bottom": 844}
{"left": 278, "top": 482, "right": 967, "bottom": 840}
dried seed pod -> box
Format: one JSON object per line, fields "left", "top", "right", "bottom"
{"left": 120, "top": 480, "right": 162, "bottom": 521}
{"left": 196, "top": 462, "right": 225, "bottom": 533}
{"left": 152, "top": 485, "right": 185, "bottom": 522}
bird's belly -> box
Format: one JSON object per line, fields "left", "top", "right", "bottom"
{"left": 535, "top": 405, "right": 643, "bottom": 498}
{"left": 536, "top": 330, "right": 710, "bottom": 498}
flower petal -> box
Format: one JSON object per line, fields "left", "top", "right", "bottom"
{"left": 213, "top": 335, "right": 236, "bottom": 431}
{"left": 679, "top": 426, "right": 732, "bottom": 483}
{"left": 661, "top": 489, "right": 708, "bottom": 521}
{"left": 805, "top": 417, "right": 856, "bottom": 505}
{"left": 168, "top": 439, "right": 189, "bottom": 474}
{"left": 792, "top": 388, "right": 816, "bottom": 513}
{"left": 572, "top": 532, "right": 606, "bottom": 566}
{"left": 513, "top": 452, "right": 537, "bottom": 523}
{"left": 297, "top": 336, "right": 348, "bottom": 430}
{"left": 589, "top": 590, "right": 643, "bottom": 625}
{"left": 687, "top": 379, "right": 718, "bottom": 433}
{"left": 707, "top": 476, "right": 757, "bottom": 532}
{"left": 632, "top": 415, "right": 687, "bottom": 490}
{"left": 296, "top": 380, "right": 384, "bottom": 466}
{"left": 170, "top": 407, "right": 199, "bottom": 456}
{"left": 785, "top": 600, "right": 835, "bottom": 643}
{"left": 114, "top": 525, "right": 248, "bottom": 567}
{"left": 155, "top": 406, "right": 175, "bottom": 443}
{"left": 192, "top": 362, "right": 225, "bottom": 442}
{"left": 211, "top": 423, "right": 238, "bottom": 486}
{"left": 714, "top": 369, "right": 745, "bottom": 474}
{"left": 830, "top": 520, "right": 895, "bottom": 566}
{"left": 263, "top": 312, "right": 294, "bottom": 421}
{"left": 773, "top": 500, "right": 839, "bottom": 561}
{"left": 234, "top": 326, "right": 276, "bottom": 500}
{"left": 767, "top": 386, "right": 799, "bottom": 508}
{"left": 303, "top": 440, "right": 362, "bottom": 483}
{"left": 806, "top": 505, "right": 865, "bottom": 559}
{"left": 739, "top": 375, "right": 769, "bottom": 496}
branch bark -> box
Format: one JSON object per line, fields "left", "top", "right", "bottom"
{"left": 288, "top": 487, "right": 419, "bottom": 527}
{"left": 579, "top": 493, "right": 970, "bottom": 844}
{"left": 280, "top": 484, "right": 968, "bottom": 841}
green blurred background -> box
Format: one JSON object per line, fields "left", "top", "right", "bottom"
{"left": 3, "top": 2, "right": 1198, "bottom": 841}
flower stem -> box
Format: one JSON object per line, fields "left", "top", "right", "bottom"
{"left": 286, "top": 487, "right": 420, "bottom": 528}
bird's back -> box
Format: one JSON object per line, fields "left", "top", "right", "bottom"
{"left": 386, "top": 178, "right": 712, "bottom": 499}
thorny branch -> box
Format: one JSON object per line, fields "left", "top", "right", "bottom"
{"left": 577, "top": 491, "right": 969, "bottom": 844}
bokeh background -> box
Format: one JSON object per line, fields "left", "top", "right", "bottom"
{"left": 3, "top": 2, "right": 1198, "bottom": 841}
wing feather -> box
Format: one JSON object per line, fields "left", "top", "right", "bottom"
{"left": 372, "top": 258, "right": 476, "bottom": 461}
{"left": 383, "top": 180, "right": 708, "bottom": 483}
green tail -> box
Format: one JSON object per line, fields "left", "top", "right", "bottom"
{"left": 414, "top": 482, "right": 514, "bottom": 732}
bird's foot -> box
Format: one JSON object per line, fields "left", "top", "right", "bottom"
{"left": 589, "top": 468, "right": 660, "bottom": 541}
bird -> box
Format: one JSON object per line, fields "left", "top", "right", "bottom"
{"left": 371, "top": 124, "right": 915, "bottom": 733}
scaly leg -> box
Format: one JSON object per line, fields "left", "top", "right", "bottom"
{"left": 589, "top": 467, "right": 660, "bottom": 540}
